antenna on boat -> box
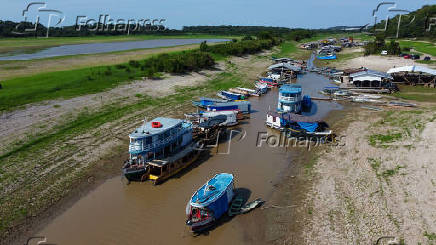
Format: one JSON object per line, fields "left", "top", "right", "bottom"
{"left": 143, "top": 117, "right": 147, "bottom": 127}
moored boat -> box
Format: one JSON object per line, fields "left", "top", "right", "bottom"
{"left": 192, "top": 97, "right": 229, "bottom": 108}
{"left": 122, "top": 117, "right": 198, "bottom": 183}
{"left": 186, "top": 173, "right": 234, "bottom": 232}
{"left": 228, "top": 88, "right": 250, "bottom": 97}
{"left": 266, "top": 111, "right": 332, "bottom": 140}
{"left": 277, "top": 84, "right": 303, "bottom": 113}
{"left": 258, "top": 77, "right": 279, "bottom": 87}
{"left": 207, "top": 101, "right": 251, "bottom": 114}
{"left": 255, "top": 82, "right": 268, "bottom": 94}
{"left": 217, "top": 91, "right": 245, "bottom": 101}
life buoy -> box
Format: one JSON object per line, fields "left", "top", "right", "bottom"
{"left": 151, "top": 121, "right": 162, "bottom": 128}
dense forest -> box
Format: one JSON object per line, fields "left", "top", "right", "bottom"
{"left": 182, "top": 26, "right": 293, "bottom": 36}
{"left": 373, "top": 4, "right": 436, "bottom": 39}
{"left": 0, "top": 20, "right": 316, "bottom": 41}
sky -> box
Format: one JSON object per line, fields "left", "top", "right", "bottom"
{"left": 0, "top": 0, "right": 435, "bottom": 30}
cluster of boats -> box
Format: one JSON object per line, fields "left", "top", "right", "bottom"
{"left": 121, "top": 57, "right": 336, "bottom": 233}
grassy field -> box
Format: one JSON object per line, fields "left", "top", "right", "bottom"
{"left": 393, "top": 85, "right": 436, "bottom": 102}
{"left": 272, "top": 41, "right": 298, "bottom": 58}
{"left": 398, "top": 40, "right": 436, "bottom": 56}
{"left": 0, "top": 39, "right": 274, "bottom": 112}
{"left": 0, "top": 34, "right": 237, "bottom": 54}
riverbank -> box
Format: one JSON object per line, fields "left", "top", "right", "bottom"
{"left": 0, "top": 47, "right": 275, "bottom": 245}
{"left": 264, "top": 48, "right": 436, "bottom": 244}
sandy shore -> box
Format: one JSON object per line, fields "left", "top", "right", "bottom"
{"left": 265, "top": 51, "right": 436, "bottom": 244}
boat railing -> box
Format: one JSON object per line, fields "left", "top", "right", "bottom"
{"left": 129, "top": 128, "right": 191, "bottom": 153}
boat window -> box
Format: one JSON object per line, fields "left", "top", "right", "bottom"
{"left": 162, "top": 165, "right": 167, "bottom": 172}
{"left": 145, "top": 136, "right": 152, "bottom": 145}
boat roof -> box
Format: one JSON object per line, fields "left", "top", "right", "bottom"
{"left": 197, "top": 115, "right": 227, "bottom": 128}
{"left": 268, "top": 62, "right": 302, "bottom": 72}
{"left": 190, "top": 173, "right": 234, "bottom": 208}
{"left": 387, "top": 66, "right": 436, "bottom": 75}
{"left": 213, "top": 101, "right": 251, "bottom": 106}
{"left": 280, "top": 84, "right": 302, "bottom": 93}
{"left": 129, "top": 117, "right": 184, "bottom": 139}
{"left": 350, "top": 69, "right": 393, "bottom": 79}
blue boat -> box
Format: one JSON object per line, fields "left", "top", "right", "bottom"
{"left": 192, "top": 97, "right": 229, "bottom": 108}
{"left": 186, "top": 173, "right": 234, "bottom": 232}
{"left": 317, "top": 54, "right": 337, "bottom": 60}
{"left": 207, "top": 101, "right": 251, "bottom": 114}
{"left": 277, "top": 84, "right": 303, "bottom": 113}
{"left": 217, "top": 91, "right": 245, "bottom": 101}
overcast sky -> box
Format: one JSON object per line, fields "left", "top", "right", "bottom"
{"left": 1, "top": 0, "right": 435, "bottom": 29}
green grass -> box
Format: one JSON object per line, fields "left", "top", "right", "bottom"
{"left": 369, "top": 133, "right": 402, "bottom": 147}
{"left": 272, "top": 41, "right": 297, "bottom": 58}
{"left": 424, "top": 231, "right": 436, "bottom": 240}
{"left": 0, "top": 64, "right": 146, "bottom": 111}
{"left": 393, "top": 85, "right": 436, "bottom": 102}
{"left": 416, "top": 59, "right": 436, "bottom": 65}
{"left": 398, "top": 40, "right": 436, "bottom": 56}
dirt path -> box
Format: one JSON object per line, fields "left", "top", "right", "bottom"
{"left": 302, "top": 108, "right": 436, "bottom": 244}
{"left": 336, "top": 54, "right": 435, "bottom": 71}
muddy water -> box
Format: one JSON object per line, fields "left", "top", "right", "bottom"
{"left": 36, "top": 73, "right": 340, "bottom": 245}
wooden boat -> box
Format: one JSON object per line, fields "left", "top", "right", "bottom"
{"left": 258, "top": 77, "right": 279, "bottom": 87}
{"left": 186, "top": 173, "right": 234, "bottom": 232}
{"left": 229, "top": 88, "right": 250, "bottom": 96}
{"left": 255, "top": 82, "right": 268, "bottom": 94}
{"left": 266, "top": 111, "right": 332, "bottom": 140}
{"left": 207, "top": 101, "right": 251, "bottom": 114}
{"left": 217, "top": 91, "right": 245, "bottom": 101}
{"left": 122, "top": 117, "right": 197, "bottom": 183}
{"left": 192, "top": 97, "right": 229, "bottom": 108}
{"left": 146, "top": 143, "right": 200, "bottom": 185}
{"left": 236, "top": 87, "right": 260, "bottom": 97}
{"left": 277, "top": 84, "right": 303, "bottom": 113}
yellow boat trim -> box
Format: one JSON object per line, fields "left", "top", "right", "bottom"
{"left": 149, "top": 175, "right": 158, "bottom": 180}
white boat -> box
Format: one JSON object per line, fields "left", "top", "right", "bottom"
{"left": 202, "top": 111, "right": 238, "bottom": 127}
{"left": 254, "top": 82, "right": 268, "bottom": 94}
{"left": 236, "top": 87, "right": 260, "bottom": 96}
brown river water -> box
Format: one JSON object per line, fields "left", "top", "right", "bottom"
{"left": 34, "top": 72, "right": 342, "bottom": 245}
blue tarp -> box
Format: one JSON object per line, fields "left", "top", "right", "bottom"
{"left": 297, "top": 122, "right": 318, "bottom": 133}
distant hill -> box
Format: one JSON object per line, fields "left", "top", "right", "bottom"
{"left": 182, "top": 25, "right": 292, "bottom": 36}
{"left": 374, "top": 4, "right": 436, "bottom": 38}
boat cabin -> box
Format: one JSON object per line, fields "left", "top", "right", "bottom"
{"left": 128, "top": 117, "right": 193, "bottom": 164}
{"left": 277, "top": 84, "right": 302, "bottom": 113}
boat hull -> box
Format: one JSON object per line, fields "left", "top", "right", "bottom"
{"left": 122, "top": 167, "right": 148, "bottom": 182}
